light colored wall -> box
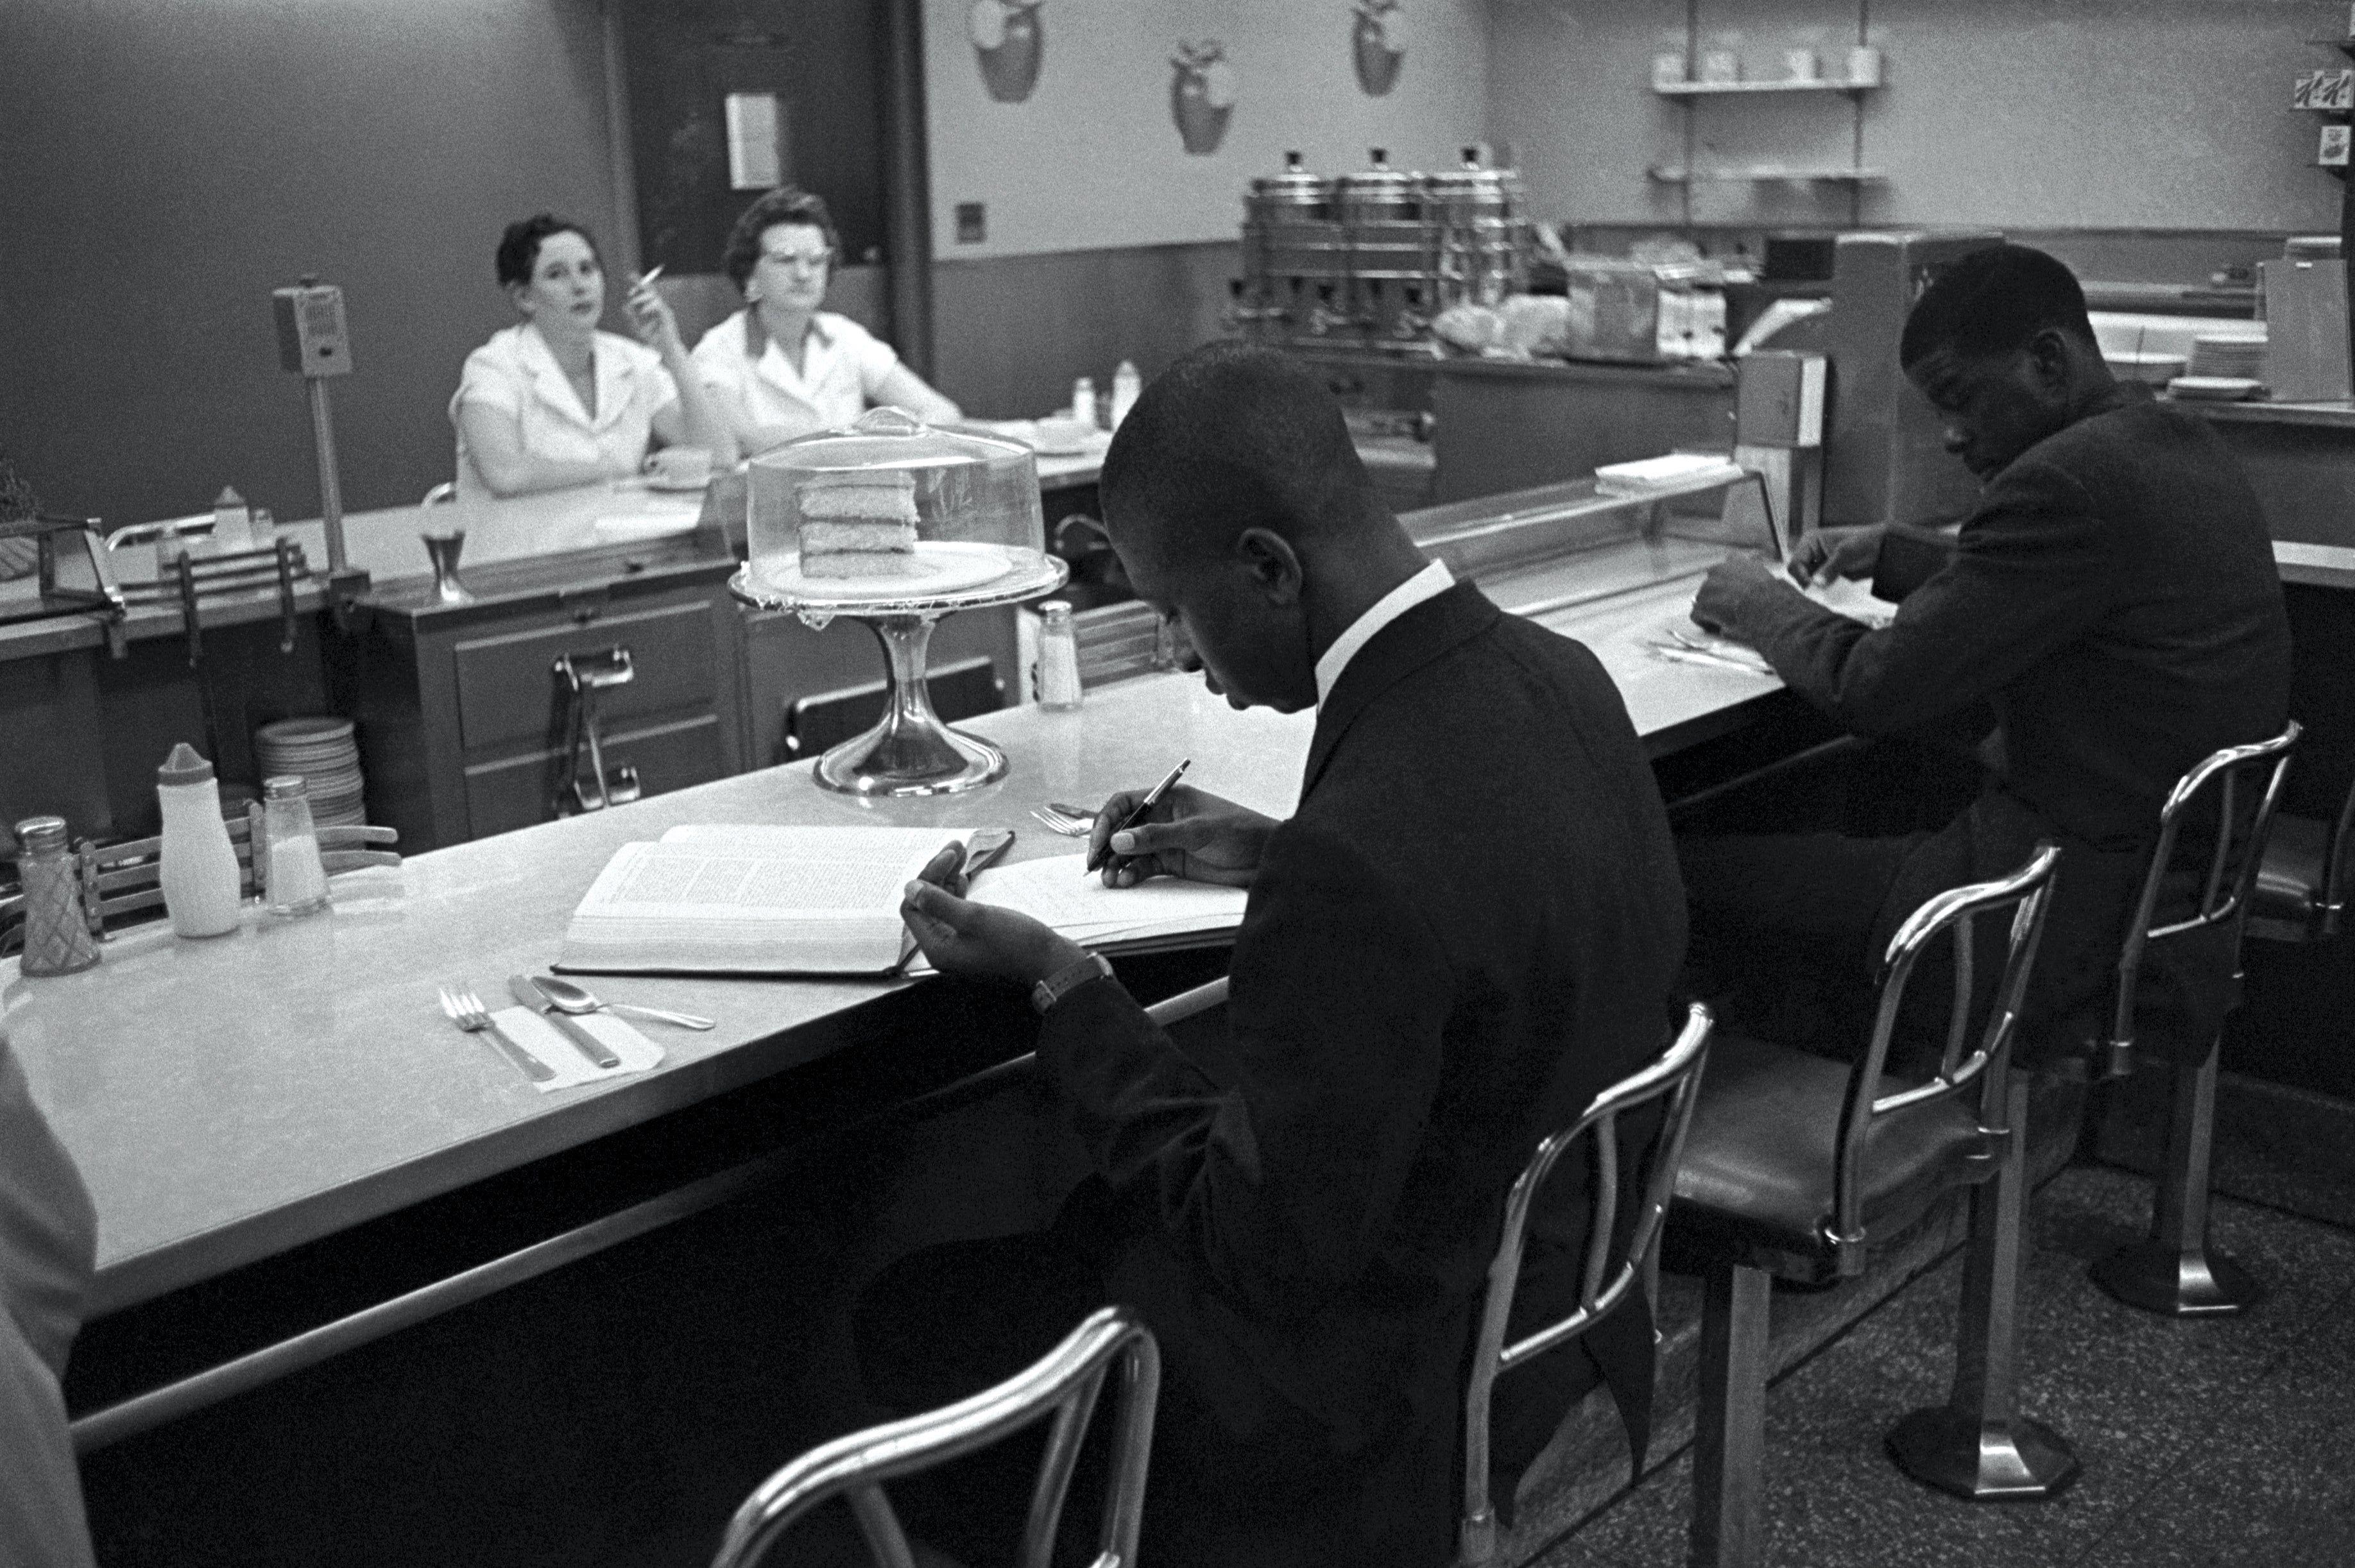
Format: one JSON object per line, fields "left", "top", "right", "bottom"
{"left": 1488, "top": 0, "right": 2349, "bottom": 234}
{"left": 924, "top": 0, "right": 1496, "bottom": 259}
{"left": 0, "top": 0, "right": 622, "bottom": 529}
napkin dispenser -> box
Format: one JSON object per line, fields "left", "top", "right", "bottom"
{"left": 2259, "top": 257, "right": 2351, "bottom": 402}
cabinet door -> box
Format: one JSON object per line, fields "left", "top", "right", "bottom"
{"left": 451, "top": 602, "right": 719, "bottom": 754}
{"left": 460, "top": 713, "right": 728, "bottom": 840}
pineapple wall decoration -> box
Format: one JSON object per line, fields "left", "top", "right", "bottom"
{"left": 1352, "top": 0, "right": 1405, "bottom": 96}
{"left": 1170, "top": 40, "right": 1238, "bottom": 155}
{"left": 969, "top": 0, "right": 1044, "bottom": 103}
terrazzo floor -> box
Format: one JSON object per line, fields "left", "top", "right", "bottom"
{"left": 1536, "top": 1162, "right": 2355, "bottom": 1568}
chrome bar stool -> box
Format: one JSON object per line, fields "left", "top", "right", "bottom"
{"left": 710, "top": 1305, "right": 1160, "bottom": 1568}
{"left": 1670, "top": 844, "right": 2068, "bottom": 1567}
{"left": 1459, "top": 1003, "right": 1715, "bottom": 1568}
{"left": 2245, "top": 762, "right": 2354, "bottom": 944}
{"left": 2089, "top": 724, "right": 2299, "bottom": 1317}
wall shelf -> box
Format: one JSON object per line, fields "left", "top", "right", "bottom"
{"left": 1654, "top": 78, "right": 1878, "bottom": 98}
{"left": 1647, "top": 166, "right": 1887, "bottom": 185}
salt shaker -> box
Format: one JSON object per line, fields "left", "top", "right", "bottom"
{"left": 256, "top": 776, "right": 330, "bottom": 918}
{"left": 1036, "top": 600, "right": 1083, "bottom": 710}
{"left": 12, "top": 817, "right": 99, "bottom": 976}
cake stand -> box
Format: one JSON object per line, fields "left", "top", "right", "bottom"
{"left": 729, "top": 543, "right": 1070, "bottom": 796}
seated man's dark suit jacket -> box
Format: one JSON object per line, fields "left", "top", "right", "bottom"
{"left": 1036, "top": 581, "right": 1687, "bottom": 1566}
{"left": 1, "top": 1034, "right": 100, "bottom": 1568}
{"left": 1723, "top": 382, "right": 2291, "bottom": 1052}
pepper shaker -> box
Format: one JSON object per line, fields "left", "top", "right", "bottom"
{"left": 12, "top": 817, "right": 100, "bottom": 976}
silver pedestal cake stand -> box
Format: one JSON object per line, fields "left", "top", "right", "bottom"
{"left": 729, "top": 544, "right": 1069, "bottom": 796}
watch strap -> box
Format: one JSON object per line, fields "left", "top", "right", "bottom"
{"left": 1032, "top": 951, "right": 1114, "bottom": 1015}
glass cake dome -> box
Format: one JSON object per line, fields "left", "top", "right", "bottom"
{"left": 746, "top": 407, "right": 1046, "bottom": 591}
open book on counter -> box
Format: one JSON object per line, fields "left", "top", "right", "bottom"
{"left": 556, "top": 824, "right": 1247, "bottom": 978}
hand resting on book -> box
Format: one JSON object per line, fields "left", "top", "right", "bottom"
{"left": 903, "top": 845, "right": 1087, "bottom": 985}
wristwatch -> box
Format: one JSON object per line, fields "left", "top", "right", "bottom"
{"left": 1032, "top": 952, "right": 1114, "bottom": 1015}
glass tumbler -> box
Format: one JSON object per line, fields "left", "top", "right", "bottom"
{"left": 257, "top": 776, "right": 331, "bottom": 917}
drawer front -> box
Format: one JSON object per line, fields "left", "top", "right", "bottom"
{"left": 452, "top": 601, "right": 719, "bottom": 754}
{"left": 461, "top": 714, "right": 728, "bottom": 841}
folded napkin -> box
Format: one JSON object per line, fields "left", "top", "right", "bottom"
{"left": 486, "top": 1005, "right": 665, "bottom": 1093}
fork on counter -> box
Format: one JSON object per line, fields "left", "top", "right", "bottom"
{"left": 1031, "top": 801, "right": 1098, "bottom": 838}
{"left": 439, "top": 985, "right": 555, "bottom": 1083}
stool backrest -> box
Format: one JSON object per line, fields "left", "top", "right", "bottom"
{"left": 710, "top": 1306, "right": 1160, "bottom": 1568}
{"left": 1459, "top": 1002, "right": 1714, "bottom": 1566}
{"left": 2105, "top": 723, "right": 2299, "bottom": 1072}
{"left": 1829, "top": 842, "right": 2062, "bottom": 1269}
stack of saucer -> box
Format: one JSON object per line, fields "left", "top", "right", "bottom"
{"left": 2189, "top": 334, "right": 2266, "bottom": 380}
{"left": 255, "top": 717, "right": 366, "bottom": 828}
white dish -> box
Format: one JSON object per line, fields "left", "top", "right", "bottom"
{"left": 593, "top": 513, "right": 702, "bottom": 542}
{"left": 641, "top": 473, "right": 712, "bottom": 493}
{"left": 2166, "top": 376, "right": 2265, "bottom": 402}
{"left": 756, "top": 540, "right": 1015, "bottom": 601}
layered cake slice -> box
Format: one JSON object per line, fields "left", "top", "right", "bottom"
{"left": 796, "top": 470, "right": 920, "bottom": 578}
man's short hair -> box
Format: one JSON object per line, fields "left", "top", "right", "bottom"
{"left": 1098, "top": 343, "right": 1374, "bottom": 559}
{"left": 1898, "top": 243, "right": 2096, "bottom": 369}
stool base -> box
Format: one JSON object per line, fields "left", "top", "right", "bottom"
{"left": 1885, "top": 1406, "right": 2081, "bottom": 1501}
{"left": 2089, "top": 1241, "right": 2261, "bottom": 1317}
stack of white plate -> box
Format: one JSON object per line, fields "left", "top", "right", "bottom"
{"left": 254, "top": 716, "right": 366, "bottom": 828}
{"left": 2105, "top": 350, "right": 2188, "bottom": 386}
{"left": 2189, "top": 334, "right": 2266, "bottom": 380}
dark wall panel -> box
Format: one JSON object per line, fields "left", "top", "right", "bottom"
{"left": 929, "top": 241, "right": 1240, "bottom": 420}
{"left": 621, "top": 0, "right": 887, "bottom": 277}
{"left": 0, "top": 0, "right": 622, "bottom": 531}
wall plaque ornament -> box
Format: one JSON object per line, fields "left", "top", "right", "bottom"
{"left": 970, "top": 0, "right": 1044, "bottom": 103}
{"left": 1352, "top": 0, "right": 1405, "bottom": 96}
{"left": 1170, "top": 39, "right": 1237, "bottom": 155}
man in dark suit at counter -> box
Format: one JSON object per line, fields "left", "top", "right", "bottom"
{"left": 877, "top": 343, "right": 1689, "bottom": 1565}
{"left": 1686, "top": 243, "right": 2291, "bottom": 1062}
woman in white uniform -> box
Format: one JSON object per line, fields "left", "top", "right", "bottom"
{"left": 691, "top": 188, "right": 960, "bottom": 456}
{"left": 450, "top": 214, "right": 735, "bottom": 499}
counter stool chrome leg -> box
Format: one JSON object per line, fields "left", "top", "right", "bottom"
{"left": 1887, "top": 1070, "right": 2080, "bottom": 1499}
{"left": 2090, "top": 1037, "right": 2259, "bottom": 1316}
{"left": 1690, "top": 1261, "right": 1769, "bottom": 1568}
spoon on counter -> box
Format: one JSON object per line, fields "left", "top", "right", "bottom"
{"left": 528, "top": 974, "right": 715, "bottom": 1032}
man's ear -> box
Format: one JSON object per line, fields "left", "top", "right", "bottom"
{"left": 1234, "top": 526, "right": 1305, "bottom": 606}
{"left": 2024, "top": 328, "right": 2077, "bottom": 395}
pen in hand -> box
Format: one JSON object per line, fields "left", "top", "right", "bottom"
{"left": 1084, "top": 758, "right": 1192, "bottom": 879}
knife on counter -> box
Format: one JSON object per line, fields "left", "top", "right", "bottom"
{"left": 508, "top": 973, "right": 624, "bottom": 1069}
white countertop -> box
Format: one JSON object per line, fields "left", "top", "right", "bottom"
{"left": 5, "top": 542, "right": 1775, "bottom": 1314}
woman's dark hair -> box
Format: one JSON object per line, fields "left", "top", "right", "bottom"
{"left": 496, "top": 214, "right": 602, "bottom": 289}
{"left": 722, "top": 187, "right": 841, "bottom": 293}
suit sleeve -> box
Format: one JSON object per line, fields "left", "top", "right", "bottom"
{"left": 1871, "top": 523, "right": 1962, "bottom": 602}
{"left": 0, "top": 1315, "right": 96, "bottom": 1568}
{"left": 1036, "top": 821, "right": 1453, "bottom": 1319}
{"left": 1743, "top": 458, "right": 2114, "bottom": 736}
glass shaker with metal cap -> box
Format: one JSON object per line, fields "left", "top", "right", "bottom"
{"left": 12, "top": 817, "right": 100, "bottom": 976}
{"left": 256, "top": 776, "right": 331, "bottom": 917}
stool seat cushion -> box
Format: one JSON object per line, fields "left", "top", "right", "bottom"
{"left": 1668, "top": 1033, "right": 1994, "bottom": 1281}
{"left": 2250, "top": 813, "right": 2328, "bottom": 933}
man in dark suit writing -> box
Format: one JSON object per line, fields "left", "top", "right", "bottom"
{"left": 1685, "top": 244, "right": 2291, "bottom": 1062}
{"left": 878, "top": 343, "right": 1688, "bottom": 1565}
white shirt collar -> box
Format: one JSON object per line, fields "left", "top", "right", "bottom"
{"left": 753, "top": 314, "right": 837, "bottom": 396}
{"left": 517, "top": 322, "right": 636, "bottom": 431}
{"left": 1314, "top": 558, "right": 1454, "bottom": 708}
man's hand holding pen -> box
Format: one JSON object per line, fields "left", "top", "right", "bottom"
{"left": 1086, "top": 784, "right": 1275, "bottom": 889}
